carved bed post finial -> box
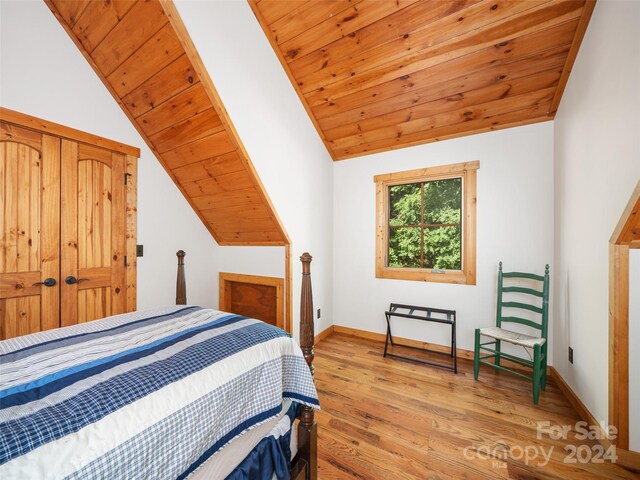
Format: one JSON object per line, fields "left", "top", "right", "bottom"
{"left": 176, "top": 250, "right": 186, "bottom": 305}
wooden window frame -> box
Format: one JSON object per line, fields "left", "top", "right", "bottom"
{"left": 374, "top": 161, "right": 479, "bottom": 285}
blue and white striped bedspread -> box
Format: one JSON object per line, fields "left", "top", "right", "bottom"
{"left": 0, "top": 305, "right": 319, "bottom": 479}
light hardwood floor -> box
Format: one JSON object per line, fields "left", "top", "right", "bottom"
{"left": 314, "top": 333, "right": 639, "bottom": 479}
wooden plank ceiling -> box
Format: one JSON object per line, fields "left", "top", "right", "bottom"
{"left": 45, "top": 0, "right": 288, "bottom": 245}
{"left": 250, "top": 0, "right": 595, "bottom": 160}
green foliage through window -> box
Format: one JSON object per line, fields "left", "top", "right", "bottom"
{"left": 388, "top": 178, "right": 462, "bottom": 270}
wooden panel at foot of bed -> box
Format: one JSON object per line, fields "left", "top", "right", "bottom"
{"left": 175, "top": 250, "right": 318, "bottom": 480}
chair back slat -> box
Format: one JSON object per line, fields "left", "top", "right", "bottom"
{"left": 500, "top": 316, "right": 543, "bottom": 330}
{"left": 496, "top": 262, "right": 550, "bottom": 340}
{"left": 501, "top": 301, "right": 543, "bottom": 315}
{"left": 502, "top": 286, "right": 543, "bottom": 298}
{"left": 502, "top": 272, "right": 545, "bottom": 282}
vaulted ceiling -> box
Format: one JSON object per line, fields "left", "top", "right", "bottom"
{"left": 43, "top": 0, "right": 595, "bottom": 245}
{"left": 249, "top": 0, "right": 595, "bottom": 160}
{"left": 45, "top": 0, "right": 289, "bottom": 245}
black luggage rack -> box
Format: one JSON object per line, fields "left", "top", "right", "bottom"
{"left": 383, "top": 303, "right": 457, "bottom": 373}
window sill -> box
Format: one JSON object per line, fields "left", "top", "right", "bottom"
{"left": 376, "top": 267, "right": 476, "bottom": 285}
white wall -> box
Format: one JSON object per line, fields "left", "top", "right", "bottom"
{"left": 630, "top": 249, "right": 640, "bottom": 452}
{"left": 553, "top": 0, "right": 640, "bottom": 429}
{"left": 0, "top": 0, "right": 219, "bottom": 309}
{"left": 175, "top": 0, "right": 334, "bottom": 337}
{"left": 333, "top": 123, "right": 555, "bottom": 356}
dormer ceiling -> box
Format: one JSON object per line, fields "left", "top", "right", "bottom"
{"left": 45, "top": 0, "right": 289, "bottom": 246}
{"left": 249, "top": 0, "right": 595, "bottom": 160}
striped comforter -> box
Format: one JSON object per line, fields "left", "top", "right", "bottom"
{"left": 0, "top": 306, "right": 319, "bottom": 479}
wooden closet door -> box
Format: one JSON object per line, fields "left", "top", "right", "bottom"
{"left": 0, "top": 124, "right": 60, "bottom": 339}
{"left": 61, "top": 140, "right": 127, "bottom": 326}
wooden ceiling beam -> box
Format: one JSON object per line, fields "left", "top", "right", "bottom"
{"left": 159, "top": 0, "right": 290, "bottom": 245}
{"left": 45, "top": 0, "right": 290, "bottom": 245}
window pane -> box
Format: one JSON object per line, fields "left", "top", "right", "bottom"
{"left": 423, "top": 225, "right": 461, "bottom": 270}
{"left": 424, "top": 178, "right": 461, "bottom": 225}
{"left": 388, "top": 227, "right": 421, "bottom": 268}
{"left": 389, "top": 183, "right": 421, "bottom": 226}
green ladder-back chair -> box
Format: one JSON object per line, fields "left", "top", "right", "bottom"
{"left": 474, "top": 262, "right": 550, "bottom": 405}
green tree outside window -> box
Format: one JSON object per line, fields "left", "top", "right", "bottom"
{"left": 388, "top": 178, "right": 462, "bottom": 270}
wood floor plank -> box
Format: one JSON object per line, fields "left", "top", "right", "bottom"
{"left": 313, "top": 334, "right": 638, "bottom": 479}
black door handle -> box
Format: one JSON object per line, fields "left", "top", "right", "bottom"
{"left": 32, "top": 278, "right": 56, "bottom": 287}
{"left": 65, "top": 276, "right": 89, "bottom": 285}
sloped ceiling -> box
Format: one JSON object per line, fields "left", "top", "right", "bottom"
{"left": 249, "top": 0, "right": 595, "bottom": 160}
{"left": 45, "top": 0, "right": 289, "bottom": 245}
{"left": 612, "top": 182, "right": 640, "bottom": 246}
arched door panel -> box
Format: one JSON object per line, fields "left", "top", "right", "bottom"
{"left": 0, "top": 124, "right": 60, "bottom": 339}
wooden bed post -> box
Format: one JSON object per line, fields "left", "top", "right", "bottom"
{"left": 298, "top": 252, "right": 317, "bottom": 480}
{"left": 176, "top": 250, "right": 186, "bottom": 305}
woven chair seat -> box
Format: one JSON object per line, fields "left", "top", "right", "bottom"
{"left": 479, "top": 326, "right": 546, "bottom": 348}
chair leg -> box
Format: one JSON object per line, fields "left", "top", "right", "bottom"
{"left": 474, "top": 329, "right": 481, "bottom": 380}
{"left": 533, "top": 344, "right": 541, "bottom": 405}
{"left": 541, "top": 345, "right": 548, "bottom": 390}
{"left": 495, "top": 339, "right": 501, "bottom": 368}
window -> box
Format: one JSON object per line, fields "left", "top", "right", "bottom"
{"left": 375, "top": 161, "right": 478, "bottom": 284}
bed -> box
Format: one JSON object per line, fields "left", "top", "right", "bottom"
{"left": 0, "top": 252, "right": 319, "bottom": 480}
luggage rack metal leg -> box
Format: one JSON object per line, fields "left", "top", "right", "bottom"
{"left": 383, "top": 303, "right": 457, "bottom": 373}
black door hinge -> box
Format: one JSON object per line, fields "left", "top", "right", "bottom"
{"left": 124, "top": 173, "right": 132, "bottom": 185}
{"left": 124, "top": 255, "right": 127, "bottom": 267}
